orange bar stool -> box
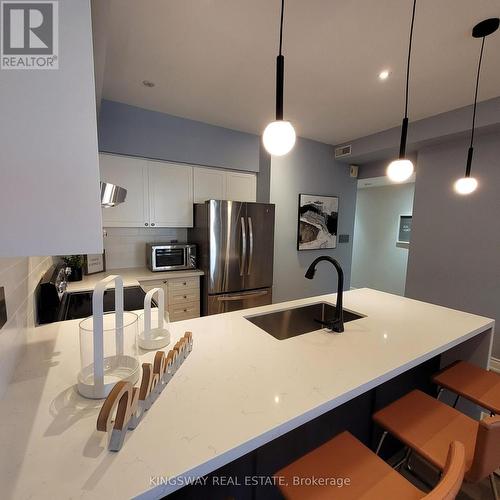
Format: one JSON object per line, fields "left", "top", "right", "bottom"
{"left": 373, "top": 390, "right": 500, "bottom": 499}
{"left": 276, "top": 431, "right": 465, "bottom": 500}
{"left": 433, "top": 361, "right": 500, "bottom": 416}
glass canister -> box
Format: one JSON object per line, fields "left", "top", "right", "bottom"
{"left": 77, "top": 275, "right": 140, "bottom": 399}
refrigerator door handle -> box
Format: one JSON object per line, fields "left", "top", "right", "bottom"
{"left": 217, "top": 289, "right": 269, "bottom": 301}
{"left": 247, "top": 217, "right": 254, "bottom": 275}
{"left": 240, "top": 217, "right": 247, "bottom": 276}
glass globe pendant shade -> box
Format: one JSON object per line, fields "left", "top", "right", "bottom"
{"left": 454, "top": 176, "right": 478, "bottom": 195}
{"left": 262, "top": 120, "right": 296, "bottom": 156}
{"left": 386, "top": 158, "right": 414, "bottom": 183}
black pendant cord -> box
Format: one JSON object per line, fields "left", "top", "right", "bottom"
{"left": 275, "top": 0, "right": 285, "bottom": 121}
{"left": 278, "top": 0, "right": 285, "bottom": 56}
{"left": 466, "top": 36, "right": 485, "bottom": 176}
{"left": 398, "top": 0, "right": 417, "bottom": 159}
{"left": 404, "top": 0, "right": 417, "bottom": 119}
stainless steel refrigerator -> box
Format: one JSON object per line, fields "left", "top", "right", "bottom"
{"left": 189, "top": 200, "right": 275, "bottom": 315}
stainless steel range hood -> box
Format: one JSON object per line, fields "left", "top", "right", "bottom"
{"left": 100, "top": 182, "right": 127, "bottom": 208}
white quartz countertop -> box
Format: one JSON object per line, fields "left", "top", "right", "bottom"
{"left": 67, "top": 267, "right": 204, "bottom": 292}
{"left": 0, "top": 289, "right": 494, "bottom": 500}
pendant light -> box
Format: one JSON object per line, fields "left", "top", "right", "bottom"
{"left": 387, "top": 0, "right": 417, "bottom": 183}
{"left": 262, "top": 0, "right": 296, "bottom": 156}
{"left": 453, "top": 17, "right": 499, "bottom": 195}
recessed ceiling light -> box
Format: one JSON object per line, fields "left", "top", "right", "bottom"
{"left": 142, "top": 80, "right": 155, "bottom": 88}
{"left": 378, "top": 70, "right": 390, "bottom": 80}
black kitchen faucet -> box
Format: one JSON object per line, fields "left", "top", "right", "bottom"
{"left": 305, "top": 256, "right": 344, "bottom": 333}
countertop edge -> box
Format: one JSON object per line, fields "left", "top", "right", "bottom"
{"left": 135, "top": 318, "right": 495, "bottom": 499}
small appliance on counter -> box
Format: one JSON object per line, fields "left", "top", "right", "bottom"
{"left": 146, "top": 243, "right": 197, "bottom": 272}
{"left": 36, "top": 266, "right": 156, "bottom": 324}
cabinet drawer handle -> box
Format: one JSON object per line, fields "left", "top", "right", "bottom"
{"left": 145, "top": 222, "right": 149, "bottom": 226}
{"left": 183, "top": 295, "right": 187, "bottom": 299}
{"left": 183, "top": 282, "right": 187, "bottom": 285}
{"left": 151, "top": 223, "right": 155, "bottom": 227}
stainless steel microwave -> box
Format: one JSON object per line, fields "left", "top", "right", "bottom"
{"left": 146, "top": 243, "right": 197, "bottom": 272}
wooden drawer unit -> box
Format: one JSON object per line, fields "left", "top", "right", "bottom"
{"left": 139, "top": 280, "right": 166, "bottom": 293}
{"left": 168, "top": 288, "right": 200, "bottom": 305}
{"left": 168, "top": 276, "right": 199, "bottom": 292}
{"left": 140, "top": 275, "right": 201, "bottom": 323}
{"left": 167, "top": 276, "right": 200, "bottom": 322}
{"left": 169, "top": 301, "right": 200, "bottom": 322}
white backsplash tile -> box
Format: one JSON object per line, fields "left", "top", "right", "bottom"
{"left": 0, "top": 256, "right": 55, "bottom": 398}
{"left": 103, "top": 227, "right": 188, "bottom": 269}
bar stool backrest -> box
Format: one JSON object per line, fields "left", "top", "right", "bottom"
{"left": 467, "top": 415, "right": 500, "bottom": 482}
{"left": 425, "top": 441, "right": 465, "bottom": 500}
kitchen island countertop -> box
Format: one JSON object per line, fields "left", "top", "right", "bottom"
{"left": 0, "top": 288, "right": 494, "bottom": 499}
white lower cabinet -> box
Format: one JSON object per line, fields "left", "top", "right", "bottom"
{"left": 139, "top": 276, "right": 200, "bottom": 323}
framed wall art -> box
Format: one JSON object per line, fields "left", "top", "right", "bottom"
{"left": 298, "top": 194, "right": 339, "bottom": 250}
{"left": 397, "top": 215, "right": 412, "bottom": 244}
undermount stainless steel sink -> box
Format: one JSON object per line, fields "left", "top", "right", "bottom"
{"left": 245, "top": 302, "right": 365, "bottom": 340}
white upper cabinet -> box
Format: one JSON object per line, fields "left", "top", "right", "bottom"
{"left": 0, "top": 1, "right": 102, "bottom": 257}
{"left": 99, "top": 154, "right": 255, "bottom": 228}
{"left": 148, "top": 161, "right": 193, "bottom": 227}
{"left": 193, "top": 167, "right": 257, "bottom": 203}
{"left": 193, "top": 168, "right": 226, "bottom": 203}
{"left": 100, "top": 154, "right": 149, "bottom": 227}
{"left": 225, "top": 172, "right": 257, "bottom": 202}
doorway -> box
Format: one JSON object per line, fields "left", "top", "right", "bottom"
{"left": 351, "top": 177, "right": 415, "bottom": 296}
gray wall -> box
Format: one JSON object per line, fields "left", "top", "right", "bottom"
{"left": 358, "top": 153, "right": 418, "bottom": 179}
{"left": 406, "top": 131, "right": 500, "bottom": 357}
{"left": 98, "top": 100, "right": 260, "bottom": 172}
{"left": 335, "top": 97, "right": 500, "bottom": 164}
{"left": 257, "top": 145, "right": 271, "bottom": 203}
{"left": 270, "top": 138, "right": 357, "bottom": 303}
{"left": 352, "top": 183, "right": 415, "bottom": 295}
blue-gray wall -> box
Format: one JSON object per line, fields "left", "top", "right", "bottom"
{"left": 98, "top": 100, "right": 260, "bottom": 172}
{"left": 257, "top": 145, "right": 271, "bottom": 203}
{"left": 337, "top": 97, "right": 500, "bottom": 165}
{"left": 358, "top": 154, "right": 418, "bottom": 179}
{"left": 405, "top": 131, "right": 500, "bottom": 358}
{"left": 352, "top": 183, "right": 415, "bottom": 296}
{"left": 270, "top": 138, "right": 357, "bottom": 303}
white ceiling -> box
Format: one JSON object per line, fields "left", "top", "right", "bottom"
{"left": 101, "top": 0, "right": 500, "bottom": 145}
